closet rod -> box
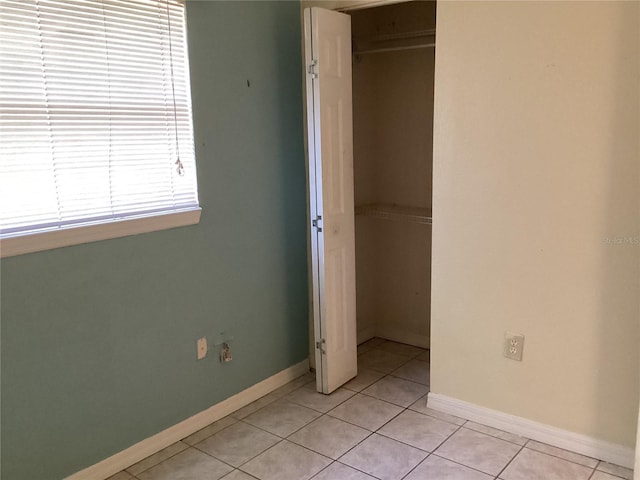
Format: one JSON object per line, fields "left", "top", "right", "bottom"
{"left": 353, "top": 43, "right": 435, "bottom": 56}
{"left": 356, "top": 204, "right": 432, "bottom": 225}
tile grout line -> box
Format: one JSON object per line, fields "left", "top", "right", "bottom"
{"left": 358, "top": 345, "right": 418, "bottom": 373}
{"left": 332, "top": 460, "right": 385, "bottom": 480}
{"left": 235, "top": 437, "right": 335, "bottom": 477}
{"left": 494, "top": 442, "right": 527, "bottom": 479}
{"left": 429, "top": 451, "right": 511, "bottom": 479}
{"left": 237, "top": 382, "right": 361, "bottom": 441}
{"left": 307, "top": 462, "right": 335, "bottom": 480}
{"left": 592, "top": 460, "right": 634, "bottom": 480}
{"left": 398, "top": 452, "right": 434, "bottom": 480}
{"left": 373, "top": 412, "right": 463, "bottom": 456}
{"left": 231, "top": 437, "right": 286, "bottom": 475}
{"left": 522, "top": 439, "right": 602, "bottom": 470}
{"left": 124, "top": 441, "right": 190, "bottom": 477}
{"left": 191, "top": 435, "right": 260, "bottom": 474}
{"left": 392, "top": 399, "right": 457, "bottom": 480}
{"left": 355, "top": 389, "right": 427, "bottom": 409}
{"left": 458, "top": 424, "right": 527, "bottom": 448}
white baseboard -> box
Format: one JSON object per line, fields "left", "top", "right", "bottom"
{"left": 66, "top": 359, "right": 310, "bottom": 480}
{"left": 375, "top": 326, "right": 430, "bottom": 349}
{"left": 427, "top": 392, "right": 635, "bottom": 470}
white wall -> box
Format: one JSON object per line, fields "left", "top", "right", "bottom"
{"left": 431, "top": 0, "right": 639, "bottom": 447}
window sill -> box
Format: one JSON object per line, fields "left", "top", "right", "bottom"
{"left": 0, "top": 208, "right": 201, "bottom": 258}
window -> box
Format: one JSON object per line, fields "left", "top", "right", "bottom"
{"left": 0, "top": 0, "right": 200, "bottom": 257}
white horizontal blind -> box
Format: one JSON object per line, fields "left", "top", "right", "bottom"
{"left": 0, "top": 0, "right": 199, "bottom": 238}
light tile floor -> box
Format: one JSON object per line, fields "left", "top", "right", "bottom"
{"left": 109, "top": 339, "right": 634, "bottom": 480}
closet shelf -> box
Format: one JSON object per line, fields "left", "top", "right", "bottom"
{"left": 353, "top": 28, "right": 436, "bottom": 55}
{"left": 355, "top": 204, "right": 432, "bottom": 225}
{"left": 368, "top": 28, "right": 436, "bottom": 43}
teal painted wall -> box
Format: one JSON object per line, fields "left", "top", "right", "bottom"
{"left": 0, "top": 2, "right": 308, "bottom": 478}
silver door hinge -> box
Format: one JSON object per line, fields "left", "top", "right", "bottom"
{"left": 315, "top": 338, "right": 326, "bottom": 354}
{"left": 312, "top": 215, "right": 323, "bottom": 232}
{"left": 307, "top": 59, "right": 318, "bottom": 78}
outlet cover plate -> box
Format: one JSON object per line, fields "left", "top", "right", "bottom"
{"left": 504, "top": 332, "right": 525, "bottom": 361}
{"left": 220, "top": 343, "right": 232, "bottom": 363}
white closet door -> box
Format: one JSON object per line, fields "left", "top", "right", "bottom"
{"left": 304, "top": 7, "right": 357, "bottom": 394}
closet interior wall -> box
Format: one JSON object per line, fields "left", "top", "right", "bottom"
{"left": 350, "top": 1, "right": 436, "bottom": 348}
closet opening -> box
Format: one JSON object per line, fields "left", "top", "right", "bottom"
{"left": 348, "top": 1, "right": 435, "bottom": 356}
{"left": 304, "top": 0, "right": 435, "bottom": 393}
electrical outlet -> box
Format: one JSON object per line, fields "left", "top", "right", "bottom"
{"left": 196, "top": 337, "right": 207, "bottom": 360}
{"left": 504, "top": 332, "right": 525, "bottom": 361}
{"left": 220, "top": 342, "right": 232, "bottom": 363}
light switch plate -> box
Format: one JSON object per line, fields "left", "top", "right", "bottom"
{"left": 197, "top": 337, "right": 207, "bottom": 360}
